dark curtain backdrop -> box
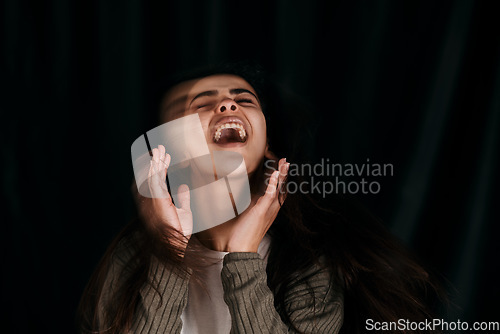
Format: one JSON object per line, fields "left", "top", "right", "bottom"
{"left": 2, "top": 1, "right": 499, "bottom": 333}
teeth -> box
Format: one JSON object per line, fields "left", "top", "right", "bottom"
{"left": 213, "top": 122, "right": 247, "bottom": 142}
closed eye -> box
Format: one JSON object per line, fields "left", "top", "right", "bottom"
{"left": 195, "top": 100, "right": 215, "bottom": 109}
{"left": 236, "top": 98, "right": 254, "bottom": 105}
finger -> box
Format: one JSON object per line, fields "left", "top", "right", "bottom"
{"left": 278, "top": 160, "right": 290, "bottom": 202}
{"left": 149, "top": 158, "right": 170, "bottom": 199}
{"left": 177, "top": 184, "right": 191, "bottom": 211}
{"left": 277, "top": 158, "right": 287, "bottom": 186}
{"left": 158, "top": 144, "right": 165, "bottom": 159}
{"left": 152, "top": 146, "right": 170, "bottom": 176}
{"left": 152, "top": 148, "right": 159, "bottom": 162}
{"left": 278, "top": 157, "right": 286, "bottom": 170}
{"left": 157, "top": 145, "right": 165, "bottom": 174}
{"left": 157, "top": 144, "right": 170, "bottom": 171}
{"left": 157, "top": 154, "right": 171, "bottom": 193}
{"left": 163, "top": 153, "right": 171, "bottom": 170}
{"left": 260, "top": 170, "right": 279, "bottom": 207}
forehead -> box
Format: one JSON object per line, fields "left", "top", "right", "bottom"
{"left": 163, "top": 74, "right": 256, "bottom": 105}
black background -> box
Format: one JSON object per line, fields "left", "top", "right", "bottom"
{"left": 2, "top": 1, "right": 499, "bottom": 333}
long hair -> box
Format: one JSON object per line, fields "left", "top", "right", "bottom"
{"left": 77, "top": 61, "right": 445, "bottom": 333}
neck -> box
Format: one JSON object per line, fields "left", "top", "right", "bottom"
{"left": 194, "top": 162, "right": 269, "bottom": 252}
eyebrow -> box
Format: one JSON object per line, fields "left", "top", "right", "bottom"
{"left": 189, "top": 88, "right": 259, "bottom": 106}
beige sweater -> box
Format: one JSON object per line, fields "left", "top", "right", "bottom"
{"left": 98, "top": 237, "right": 344, "bottom": 333}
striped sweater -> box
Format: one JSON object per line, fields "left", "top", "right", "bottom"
{"left": 97, "top": 237, "right": 344, "bottom": 333}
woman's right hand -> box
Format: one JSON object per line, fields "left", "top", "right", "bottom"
{"left": 134, "top": 144, "right": 193, "bottom": 252}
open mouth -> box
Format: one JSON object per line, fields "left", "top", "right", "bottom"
{"left": 212, "top": 118, "right": 248, "bottom": 144}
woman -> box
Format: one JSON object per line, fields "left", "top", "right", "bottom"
{"left": 78, "top": 63, "right": 443, "bottom": 333}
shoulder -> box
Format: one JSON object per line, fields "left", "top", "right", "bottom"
{"left": 105, "top": 230, "right": 144, "bottom": 281}
{"left": 280, "top": 255, "right": 345, "bottom": 332}
{"left": 284, "top": 255, "right": 344, "bottom": 308}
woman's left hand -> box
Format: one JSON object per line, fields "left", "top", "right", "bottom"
{"left": 225, "top": 158, "right": 290, "bottom": 253}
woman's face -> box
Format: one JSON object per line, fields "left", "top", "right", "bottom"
{"left": 160, "top": 74, "right": 269, "bottom": 175}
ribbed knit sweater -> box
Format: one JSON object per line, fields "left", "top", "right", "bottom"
{"left": 98, "top": 236, "right": 344, "bottom": 333}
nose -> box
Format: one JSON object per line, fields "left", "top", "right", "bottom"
{"left": 218, "top": 99, "right": 237, "bottom": 113}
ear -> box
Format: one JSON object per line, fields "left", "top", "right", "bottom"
{"left": 264, "top": 143, "right": 278, "bottom": 160}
